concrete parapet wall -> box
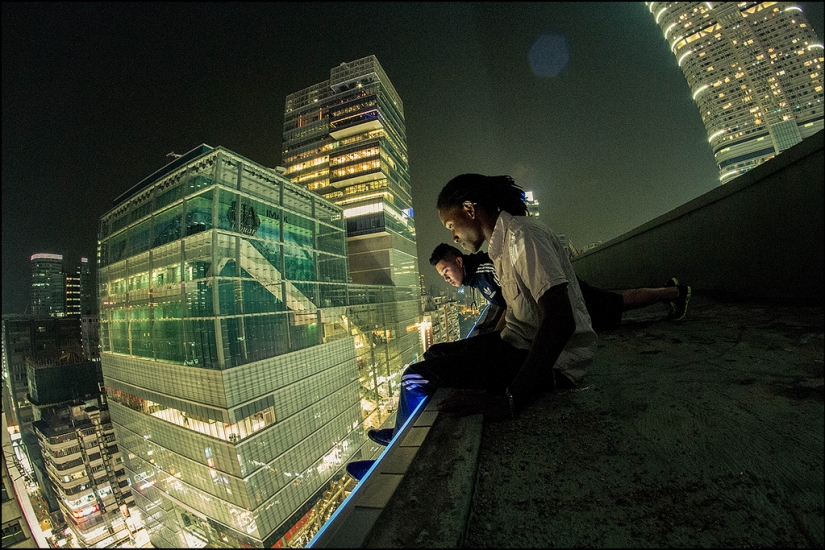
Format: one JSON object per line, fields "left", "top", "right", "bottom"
{"left": 572, "top": 131, "right": 824, "bottom": 304}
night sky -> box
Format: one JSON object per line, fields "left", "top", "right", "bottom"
{"left": 3, "top": 2, "right": 823, "bottom": 315}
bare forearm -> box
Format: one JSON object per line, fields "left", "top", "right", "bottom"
{"left": 493, "top": 306, "right": 507, "bottom": 332}
{"left": 507, "top": 284, "right": 575, "bottom": 411}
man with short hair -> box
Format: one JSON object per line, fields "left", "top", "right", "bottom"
{"left": 429, "top": 243, "right": 691, "bottom": 332}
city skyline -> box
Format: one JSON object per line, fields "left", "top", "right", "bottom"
{"left": 3, "top": 2, "right": 824, "bottom": 316}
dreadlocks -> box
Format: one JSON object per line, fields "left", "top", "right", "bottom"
{"left": 436, "top": 174, "right": 528, "bottom": 217}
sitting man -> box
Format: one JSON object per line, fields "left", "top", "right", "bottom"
{"left": 429, "top": 243, "right": 691, "bottom": 332}
{"left": 346, "top": 173, "right": 599, "bottom": 482}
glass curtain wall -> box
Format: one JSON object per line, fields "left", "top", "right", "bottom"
{"left": 97, "top": 146, "right": 414, "bottom": 547}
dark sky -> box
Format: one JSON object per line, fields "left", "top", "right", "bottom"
{"left": 3, "top": 2, "right": 823, "bottom": 314}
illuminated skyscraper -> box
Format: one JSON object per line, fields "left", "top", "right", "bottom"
{"left": 96, "top": 144, "right": 419, "bottom": 548}
{"left": 29, "top": 255, "right": 93, "bottom": 318}
{"left": 524, "top": 190, "right": 542, "bottom": 220}
{"left": 65, "top": 262, "right": 81, "bottom": 317}
{"left": 30, "top": 253, "right": 66, "bottom": 318}
{"left": 649, "top": 2, "right": 824, "bottom": 183}
{"left": 281, "top": 56, "right": 424, "bottom": 470}
{"left": 282, "top": 55, "right": 418, "bottom": 288}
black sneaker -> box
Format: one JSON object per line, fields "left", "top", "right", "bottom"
{"left": 368, "top": 428, "right": 394, "bottom": 446}
{"left": 346, "top": 460, "right": 375, "bottom": 481}
{"left": 668, "top": 283, "right": 691, "bottom": 321}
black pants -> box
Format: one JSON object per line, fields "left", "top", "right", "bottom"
{"left": 577, "top": 277, "right": 624, "bottom": 332}
{"left": 394, "top": 332, "right": 530, "bottom": 431}
{"left": 419, "top": 331, "right": 529, "bottom": 393}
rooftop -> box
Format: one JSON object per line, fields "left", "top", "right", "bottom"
{"left": 311, "top": 294, "right": 823, "bottom": 548}
{"left": 467, "top": 294, "right": 823, "bottom": 547}
{"left": 310, "top": 132, "right": 823, "bottom": 547}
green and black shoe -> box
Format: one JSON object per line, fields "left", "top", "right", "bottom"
{"left": 666, "top": 278, "right": 691, "bottom": 320}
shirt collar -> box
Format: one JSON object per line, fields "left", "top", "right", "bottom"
{"left": 488, "top": 210, "right": 512, "bottom": 261}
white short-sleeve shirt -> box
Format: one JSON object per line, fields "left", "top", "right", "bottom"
{"left": 488, "top": 211, "right": 598, "bottom": 385}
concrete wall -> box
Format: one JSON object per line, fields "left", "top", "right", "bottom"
{"left": 572, "top": 131, "right": 824, "bottom": 304}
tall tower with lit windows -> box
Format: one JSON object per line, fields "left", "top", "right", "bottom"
{"left": 281, "top": 56, "right": 424, "bottom": 468}
{"left": 282, "top": 56, "right": 418, "bottom": 288}
{"left": 648, "top": 2, "right": 824, "bottom": 183}
{"left": 524, "top": 190, "right": 542, "bottom": 220}
{"left": 30, "top": 253, "right": 66, "bottom": 318}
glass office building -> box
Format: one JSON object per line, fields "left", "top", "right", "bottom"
{"left": 97, "top": 145, "right": 416, "bottom": 547}
{"left": 649, "top": 2, "right": 824, "bottom": 182}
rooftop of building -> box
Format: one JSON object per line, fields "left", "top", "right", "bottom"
{"left": 32, "top": 399, "right": 109, "bottom": 436}
{"left": 310, "top": 132, "right": 824, "bottom": 548}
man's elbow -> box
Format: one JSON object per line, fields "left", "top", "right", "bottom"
{"left": 538, "top": 285, "right": 576, "bottom": 341}
{"left": 560, "top": 307, "right": 576, "bottom": 340}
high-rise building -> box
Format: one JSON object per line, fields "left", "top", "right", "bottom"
{"left": 1, "top": 316, "right": 85, "bottom": 433}
{"left": 649, "top": 2, "right": 824, "bottom": 183}
{"left": 30, "top": 254, "right": 65, "bottom": 318}
{"left": 77, "top": 258, "right": 95, "bottom": 316}
{"left": 80, "top": 314, "right": 100, "bottom": 362}
{"left": 2, "top": 411, "right": 41, "bottom": 549}
{"left": 282, "top": 55, "right": 419, "bottom": 288}
{"left": 27, "top": 360, "right": 136, "bottom": 549}
{"left": 65, "top": 267, "right": 81, "bottom": 318}
{"left": 524, "top": 190, "right": 542, "bottom": 220}
{"left": 1, "top": 315, "right": 97, "bottom": 544}
{"left": 281, "top": 55, "right": 423, "bottom": 474}
{"left": 29, "top": 255, "right": 94, "bottom": 319}
{"left": 96, "top": 144, "right": 421, "bottom": 548}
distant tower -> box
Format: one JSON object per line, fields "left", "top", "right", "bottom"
{"left": 648, "top": 2, "right": 824, "bottom": 183}
{"left": 65, "top": 262, "right": 81, "bottom": 317}
{"left": 30, "top": 253, "right": 65, "bottom": 318}
{"left": 524, "top": 190, "right": 542, "bottom": 219}
{"left": 78, "top": 257, "right": 94, "bottom": 315}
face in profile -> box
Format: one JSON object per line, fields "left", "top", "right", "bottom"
{"left": 434, "top": 256, "right": 464, "bottom": 287}
{"left": 438, "top": 203, "right": 484, "bottom": 253}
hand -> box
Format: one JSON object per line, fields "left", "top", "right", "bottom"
{"left": 437, "top": 389, "right": 511, "bottom": 421}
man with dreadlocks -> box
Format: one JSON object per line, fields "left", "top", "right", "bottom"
{"left": 431, "top": 173, "right": 597, "bottom": 417}
{"left": 346, "top": 173, "right": 600, "bottom": 482}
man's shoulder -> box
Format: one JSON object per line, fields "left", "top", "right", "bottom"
{"left": 463, "top": 250, "right": 492, "bottom": 275}
{"left": 466, "top": 250, "right": 492, "bottom": 265}
{"left": 503, "top": 216, "right": 558, "bottom": 263}
{"left": 508, "top": 214, "right": 553, "bottom": 235}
